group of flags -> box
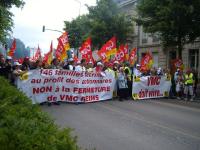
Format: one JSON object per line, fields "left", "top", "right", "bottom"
{"left": 6, "top": 33, "right": 155, "bottom": 71}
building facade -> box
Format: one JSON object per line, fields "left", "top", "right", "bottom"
{"left": 115, "top": 0, "right": 200, "bottom": 76}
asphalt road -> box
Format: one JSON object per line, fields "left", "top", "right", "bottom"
{"left": 42, "top": 99, "right": 200, "bottom": 150}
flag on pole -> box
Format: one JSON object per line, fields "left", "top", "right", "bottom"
{"left": 34, "top": 45, "right": 42, "bottom": 60}
{"left": 98, "top": 36, "right": 117, "bottom": 62}
{"left": 57, "top": 32, "right": 70, "bottom": 61}
{"left": 7, "top": 39, "right": 16, "bottom": 57}
{"left": 55, "top": 40, "right": 64, "bottom": 60}
{"left": 123, "top": 44, "right": 129, "bottom": 61}
{"left": 79, "top": 37, "right": 95, "bottom": 63}
{"left": 129, "top": 48, "right": 137, "bottom": 66}
{"left": 140, "top": 51, "right": 153, "bottom": 71}
{"left": 43, "top": 42, "right": 53, "bottom": 65}
{"left": 112, "top": 44, "right": 126, "bottom": 63}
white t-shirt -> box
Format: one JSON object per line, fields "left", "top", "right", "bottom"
{"left": 117, "top": 72, "right": 128, "bottom": 89}
{"left": 133, "top": 68, "right": 141, "bottom": 77}
{"left": 75, "top": 65, "right": 86, "bottom": 72}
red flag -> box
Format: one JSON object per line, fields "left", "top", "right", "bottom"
{"left": 112, "top": 44, "right": 126, "bottom": 63}
{"left": 43, "top": 42, "right": 53, "bottom": 65}
{"left": 140, "top": 52, "right": 153, "bottom": 71}
{"left": 55, "top": 40, "right": 64, "bottom": 60}
{"left": 58, "top": 32, "right": 70, "bottom": 61}
{"left": 79, "top": 37, "right": 92, "bottom": 55}
{"left": 129, "top": 48, "right": 137, "bottom": 66}
{"left": 123, "top": 44, "right": 129, "bottom": 61}
{"left": 7, "top": 39, "right": 16, "bottom": 57}
{"left": 79, "top": 37, "right": 95, "bottom": 63}
{"left": 98, "top": 36, "right": 117, "bottom": 61}
{"left": 34, "top": 45, "right": 42, "bottom": 60}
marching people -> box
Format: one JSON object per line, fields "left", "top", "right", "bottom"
{"left": 21, "top": 57, "right": 30, "bottom": 71}
{"left": 4, "top": 56, "right": 13, "bottom": 81}
{"left": 175, "top": 69, "right": 184, "bottom": 99}
{"left": 184, "top": 69, "right": 194, "bottom": 101}
{"left": 87, "top": 61, "right": 94, "bottom": 72}
{"left": 124, "top": 62, "right": 132, "bottom": 97}
{"left": 12, "top": 62, "right": 24, "bottom": 86}
{"left": 117, "top": 67, "right": 129, "bottom": 101}
{"left": 133, "top": 64, "right": 142, "bottom": 77}
{"left": 75, "top": 59, "right": 86, "bottom": 72}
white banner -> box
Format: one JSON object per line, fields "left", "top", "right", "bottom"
{"left": 132, "top": 76, "right": 171, "bottom": 100}
{"left": 17, "top": 69, "right": 116, "bottom": 104}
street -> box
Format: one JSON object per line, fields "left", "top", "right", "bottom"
{"left": 42, "top": 99, "right": 200, "bottom": 150}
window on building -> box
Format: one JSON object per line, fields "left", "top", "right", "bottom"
{"left": 189, "top": 49, "right": 199, "bottom": 70}
{"left": 141, "top": 30, "right": 148, "bottom": 44}
{"left": 152, "top": 34, "right": 159, "bottom": 43}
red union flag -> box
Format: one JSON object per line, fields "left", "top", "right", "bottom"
{"left": 55, "top": 40, "right": 64, "bottom": 60}
{"left": 98, "top": 36, "right": 117, "bottom": 61}
{"left": 112, "top": 44, "right": 126, "bottom": 63}
{"left": 129, "top": 48, "right": 137, "bottom": 66}
{"left": 34, "top": 45, "right": 42, "bottom": 60}
{"left": 123, "top": 44, "right": 129, "bottom": 60}
{"left": 140, "top": 52, "right": 153, "bottom": 71}
{"left": 7, "top": 39, "right": 16, "bottom": 57}
{"left": 79, "top": 37, "right": 92, "bottom": 55}
{"left": 79, "top": 37, "right": 95, "bottom": 63}
{"left": 58, "top": 32, "right": 70, "bottom": 61}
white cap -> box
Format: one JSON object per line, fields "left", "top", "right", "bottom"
{"left": 77, "top": 60, "right": 81, "bottom": 64}
{"left": 136, "top": 64, "right": 140, "bottom": 67}
{"left": 114, "top": 61, "right": 119, "bottom": 64}
{"left": 6, "top": 56, "right": 12, "bottom": 60}
{"left": 14, "top": 62, "right": 21, "bottom": 66}
{"left": 88, "top": 61, "right": 93, "bottom": 64}
{"left": 97, "top": 62, "right": 103, "bottom": 66}
{"left": 68, "top": 58, "right": 74, "bottom": 62}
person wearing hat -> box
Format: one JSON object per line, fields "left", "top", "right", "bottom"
{"left": 124, "top": 62, "right": 132, "bottom": 98}
{"left": 75, "top": 59, "right": 86, "bottom": 72}
{"left": 12, "top": 62, "right": 24, "bottom": 85}
{"left": 133, "top": 64, "right": 142, "bottom": 77}
{"left": 87, "top": 61, "right": 94, "bottom": 72}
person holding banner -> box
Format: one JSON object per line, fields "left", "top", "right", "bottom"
{"left": 117, "top": 67, "right": 128, "bottom": 101}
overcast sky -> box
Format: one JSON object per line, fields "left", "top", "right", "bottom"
{"left": 11, "top": 0, "right": 96, "bottom": 54}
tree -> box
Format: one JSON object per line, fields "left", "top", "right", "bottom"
{"left": 64, "top": 15, "right": 91, "bottom": 48}
{"left": 0, "top": 0, "right": 25, "bottom": 43}
{"left": 64, "top": 0, "right": 133, "bottom": 49}
{"left": 136, "top": 0, "right": 200, "bottom": 58}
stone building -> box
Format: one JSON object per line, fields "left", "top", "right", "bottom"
{"left": 114, "top": 0, "right": 200, "bottom": 76}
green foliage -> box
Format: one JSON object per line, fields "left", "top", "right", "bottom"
{"left": 137, "top": 0, "right": 200, "bottom": 58}
{"left": 0, "top": 0, "right": 25, "bottom": 43}
{"left": 64, "top": 15, "right": 91, "bottom": 48}
{"left": 64, "top": 0, "right": 133, "bottom": 49}
{"left": 0, "top": 76, "right": 80, "bottom": 150}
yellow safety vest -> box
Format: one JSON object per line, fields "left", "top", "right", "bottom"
{"left": 124, "top": 66, "right": 131, "bottom": 81}
{"left": 184, "top": 73, "right": 194, "bottom": 85}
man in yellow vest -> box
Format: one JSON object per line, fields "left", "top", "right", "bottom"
{"left": 124, "top": 62, "right": 132, "bottom": 98}
{"left": 184, "top": 69, "right": 194, "bottom": 101}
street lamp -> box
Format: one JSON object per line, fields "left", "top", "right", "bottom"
{"left": 73, "top": 0, "right": 81, "bottom": 16}
{"left": 42, "top": 25, "right": 63, "bottom": 33}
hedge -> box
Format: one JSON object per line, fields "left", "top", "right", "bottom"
{"left": 0, "top": 76, "right": 80, "bottom": 150}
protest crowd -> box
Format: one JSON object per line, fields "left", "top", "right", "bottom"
{"left": 0, "top": 54, "right": 198, "bottom": 103}
{"left": 0, "top": 34, "right": 199, "bottom": 104}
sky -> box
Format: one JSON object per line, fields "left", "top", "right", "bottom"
{"left": 11, "top": 0, "right": 96, "bottom": 54}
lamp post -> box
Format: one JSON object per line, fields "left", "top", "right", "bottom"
{"left": 42, "top": 25, "right": 63, "bottom": 33}
{"left": 74, "top": 0, "right": 81, "bottom": 16}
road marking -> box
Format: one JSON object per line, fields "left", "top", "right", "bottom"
{"left": 97, "top": 102, "right": 200, "bottom": 141}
